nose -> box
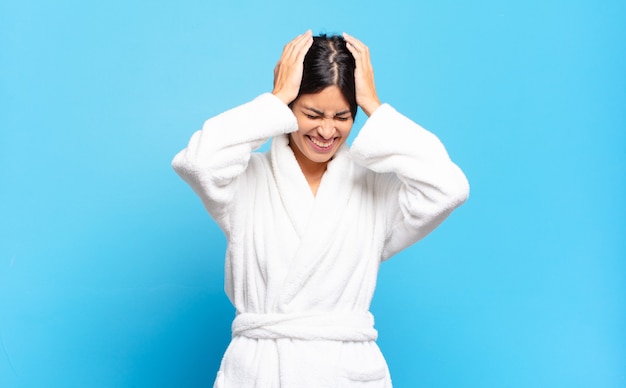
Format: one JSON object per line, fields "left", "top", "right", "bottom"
{"left": 317, "top": 118, "right": 335, "bottom": 139}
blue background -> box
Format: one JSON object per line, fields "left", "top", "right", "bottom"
{"left": 1, "top": 0, "right": 624, "bottom": 387}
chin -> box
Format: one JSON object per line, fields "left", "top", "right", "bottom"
{"left": 312, "top": 155, "right": 334, "bottom": 163}
{"left": 306, "top": 149, "right": 338, "bottom": 163}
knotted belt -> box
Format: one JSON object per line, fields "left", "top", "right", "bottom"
{"left": 232, "top": 311, "right": 378, "bottom": 341}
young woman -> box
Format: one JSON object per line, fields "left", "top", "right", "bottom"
{"left": 172, "top": 30, "right": 469, "bottom": 388}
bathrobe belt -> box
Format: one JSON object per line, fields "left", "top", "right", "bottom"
{"left": 231, "top": 312, "right": 378, "bottom": 341}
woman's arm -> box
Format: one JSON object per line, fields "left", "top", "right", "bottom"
{"left": 172, "top": 94, "right": 297, "bottom": 230}
{"left": 350, "top": 105, "right": 469, "bottom": 260}
{"left": 172, "top": 31, "right": 312, "bottom": 230}
{"left": 344, "top": 33, "right": 469, "bottom": 259}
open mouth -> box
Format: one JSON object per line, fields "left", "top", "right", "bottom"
{"left": 306, "top": 136, "right": 336, "bottom": 152}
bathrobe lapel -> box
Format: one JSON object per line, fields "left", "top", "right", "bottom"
{"left": 270, "top": 135, "right": 356, "bottom": 310}
{"left": 270, "top": 135, "right": 315, "bottom": 237}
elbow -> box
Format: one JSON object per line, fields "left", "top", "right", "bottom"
{"left": 422, "top": 167, "right": 470, "bottom": 217}
{"left": 171, "top": 151, "right": 185, "bottom": 173}
{"left": 394, "top": 166, "right": 470, "bottom": 238}
{"left": 171, "top": 149, "right": 197, "bottom": 180}
{"left": 171, "top": 150, "right": 186, "bottom": 175}
{"left": 447, "top": 169, "right": 470, "bottom": 208}
{"left": 401, "top": 174, "right": 469, "bottom": 225}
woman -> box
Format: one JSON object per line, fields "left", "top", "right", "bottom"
{"left": 172, "top": 30, "right": 469, "bottom": 388}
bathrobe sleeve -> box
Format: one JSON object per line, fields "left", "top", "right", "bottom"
{"left": 350, "top": 104, "right": 470, "bottom": 260}
{"left": 172, "top": 93, "right": 298, "bottom": 231}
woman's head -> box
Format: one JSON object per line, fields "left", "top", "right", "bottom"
{"left": 288, "top": 34, "right": 357, "bottom": 167}
{"left": 296, "top": 34, "right": 357, "bottom": 119}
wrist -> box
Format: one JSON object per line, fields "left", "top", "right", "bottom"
{"left": 272, "top": 90, "right": 297, "bottom": 106}
{"left": 361, "top": 99, "right": 381, "bottom": 117}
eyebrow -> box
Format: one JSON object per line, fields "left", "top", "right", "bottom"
{"left": 303, "top": 106, "right": 351, "bottom": 117}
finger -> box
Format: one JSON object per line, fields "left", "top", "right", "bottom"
{"left": 279, "top": 40, "right": 300, "bottom": 65}
{"left": 294, "top": 33, "right": 314, "bottom": 60}
{"left": 345, "top": 42, "right": 370, "bottom": 72}
{"left": 283, "top": 30, "right": 312, "bottom": 57}
{"left": 345, "top": 42, "right": 359, "bottom": 58}
{"left": 343, "top": 33, "right": 370, "bottom": 59}
{"left": 342, "top": 32, "right": 362, "bottom": 50}
{"left": 344, "top": 40, "right": 363, "bottom": 62}
{"left": 286, "top": 30, "right": 313, "bottom": 60}
{"left": 343, "top": 32, "right": 366, "bottom": 47}
{"left": 289, "top": 30, "right": 311, "bottom": 46}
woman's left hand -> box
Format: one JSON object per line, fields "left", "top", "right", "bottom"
{"left": 343, "top": 33, "right": 381, "bottom": 116}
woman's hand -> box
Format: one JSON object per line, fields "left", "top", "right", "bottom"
{"left": 272, "top": 30, "right": 314, "bottom": 105}
{"left": 343, "top": 33, "right": 381, "bottom": 116}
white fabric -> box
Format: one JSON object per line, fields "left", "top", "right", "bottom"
{"left": 172, "top": 93, "right": 469, "bottom": 387}
{"left": 232, "top": 311, "right": 377, "bottom": 341}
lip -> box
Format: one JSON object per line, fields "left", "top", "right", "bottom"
{"left": 306, "top": 136, "right": 337, "bottom": 153}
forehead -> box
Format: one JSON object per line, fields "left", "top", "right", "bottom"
{"left": 295, "top": 85, "right": 350, "bottom": 112}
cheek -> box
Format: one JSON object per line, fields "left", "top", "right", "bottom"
{"left": 292, "top": 130, "right": 309, "bottom": 150}
{"left": 294, "top": 127, "right": 310, "bottom": 141}
{"left": 295, "top": 115, "right": 315, "bottom": 131}
{"left": 338, "top": 121, "right": 354, "bottom": 136}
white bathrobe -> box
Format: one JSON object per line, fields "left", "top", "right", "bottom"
{"left": 172, "top": 93, "right": 469, "bottom": 387}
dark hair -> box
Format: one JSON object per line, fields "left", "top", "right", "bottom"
{"left": 296, "top": 34, "right": 357, "bottom": 119}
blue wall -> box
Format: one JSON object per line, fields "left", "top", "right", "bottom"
{"left": 1, "top": 0, "right": 624, "bottom": 387}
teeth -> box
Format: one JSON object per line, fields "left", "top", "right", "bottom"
{"left": 310, "top": 137, "right": 334, "bottom": 148}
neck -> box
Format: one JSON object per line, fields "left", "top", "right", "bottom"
{"left": 288, "top": 140, "right": 328, "bottom": 195}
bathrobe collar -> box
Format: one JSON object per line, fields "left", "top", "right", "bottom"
{"left": 270, "top": 134, "right": 355, "bottom": 309}
{"left": 270, "top": 134, "right": 354, "bottom": 236}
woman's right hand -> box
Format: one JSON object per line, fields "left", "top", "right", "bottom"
{"left": 272, "top": 30, "right": 313, "bottom": 105}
